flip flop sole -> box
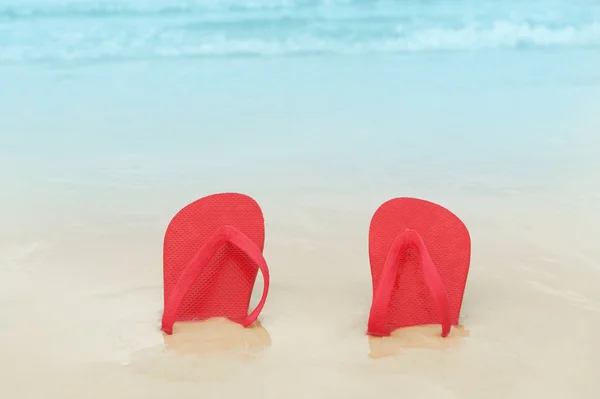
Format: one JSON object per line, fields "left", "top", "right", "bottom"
{"left": 163, "top": 193, "right": 265, "bottom": 324}
{"left": 369, "top": 197, "right": 470, "bottom": 332}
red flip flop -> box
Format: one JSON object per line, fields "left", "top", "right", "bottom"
{"left": 367, "top": 197, "right": 470, "bottom": 337}
{"left": 161, "top": 193, "right": 270, "bottom": 335}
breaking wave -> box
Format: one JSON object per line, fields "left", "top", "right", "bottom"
{"left": 1, "top": 0, "right": 599, "bottom": 63}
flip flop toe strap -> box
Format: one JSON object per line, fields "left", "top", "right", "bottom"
{"left": 161, "top": 225, "right": 270, "bottom": 335}
{"left": 367, "top": 228, "right": 451, "bottom": 337}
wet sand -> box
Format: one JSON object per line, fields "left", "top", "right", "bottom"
{"left": 1, "top": 182, "right": 600, "bottom": 399}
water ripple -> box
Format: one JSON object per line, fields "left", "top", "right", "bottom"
{"left": 1, "top": 0, "right": 599, "bottom": 63}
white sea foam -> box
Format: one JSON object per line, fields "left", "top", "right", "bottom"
{"left": 1, "top": 0, "right": 599, "bottom": 62}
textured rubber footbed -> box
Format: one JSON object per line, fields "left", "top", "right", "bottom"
{"left": 163, "top": 193, "right": 265, "bottom": 324}
{"left": 368, "top": 197, "right": 471, "bottom": 334}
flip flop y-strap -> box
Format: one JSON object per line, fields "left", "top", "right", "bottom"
{"left": 367, "top": 228, "right": 451, "bottom": 337}
{"left": 161, "top": 225, "right": 270, "bottom": 335}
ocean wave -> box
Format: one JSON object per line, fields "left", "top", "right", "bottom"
{"left": 3, "top": 0, "right": 309, "bottom": 18}
{"left": 2, "top": 0, "right": 598, "bottom": 20}
{"left": 1, "top": 0, "right": 599, "bottom": 62}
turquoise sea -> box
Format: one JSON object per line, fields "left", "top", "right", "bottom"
{"left": 2, "top": 1, "right": 600, "bottom": 186}
{"left": 1, "top": 0, "right": 599, "bottom": 236}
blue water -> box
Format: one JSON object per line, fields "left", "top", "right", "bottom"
{"left": 1, "top": 0, "right": 600, "bottom": 62}
{"left": 1, "top": 0, "right": 600, "bottom": 203}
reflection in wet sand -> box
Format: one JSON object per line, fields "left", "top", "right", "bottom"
{"left": 163, "top": 318, "right": 271, "bottom": 357}
{"left": 127, "top": 318, "right": 271, "bottom": 382}
{"left": 368, "top": 325, "right": 469, "bottom": 359}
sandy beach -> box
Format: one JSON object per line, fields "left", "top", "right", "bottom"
{"left": 2, "top": 165, "right": 600, "bottom": 398}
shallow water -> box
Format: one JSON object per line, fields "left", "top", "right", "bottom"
{"left": 2, "top": 0, "right": 600, "bottom": 398}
